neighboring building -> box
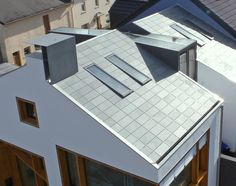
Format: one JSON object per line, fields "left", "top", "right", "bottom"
{"left": 192, "top": 0, "right": 236, "bottom": 39}
{"left": 0, "top": 0, "right": 73, "bottom": 66}
{"left": 109, "top": 0, "right": 157, "bottom": 28}
{"left": 122, "top": 4, "right": 236, "bottom": 153}
{"left": 110, "top": 0, "right": 235, "bottom": 40}
{"left": 0, "top": 27, "right": 222, "bottom": 186}
{"left": 0, "top": 0, "right": 115, "bottom": 67}
{"left": 72, "top": 0, "right": 115, "bottom": 29}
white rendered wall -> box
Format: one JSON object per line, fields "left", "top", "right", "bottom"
{"left": 198, "top": 62, "right": 236, "bottom": 152}
{"left": 0, "top": 55, "right": 158, "bottom": 185}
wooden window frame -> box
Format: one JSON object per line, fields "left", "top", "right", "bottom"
{"left": 43, "top": 15, "right": 51, "bottom": 34}
{"left": 95, "top": 0, "right": 99, "bottom": 7}
{"left": 24, "top": 46, "right": 31, "bottom": 55}
{"left": 56, "top": 146, "right": 158, "bottom": 186}
{"left": 190, "top": 132, "right": 209, "bottom": 186}
{"left": 16, "top": 97, "right": 39, "bottom": 128}
{"left": 13, "top": 51, "right": 22, "bottom": 66}
{"left": 0, "top": 140, "right": 48, "bottom": 186}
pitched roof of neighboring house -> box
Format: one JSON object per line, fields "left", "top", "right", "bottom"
{"left": 54, "top": 28, "right": 220, "bottom": 167}
{"left": 109, "top": 0, "right": 159, "bottom": 28}
{"left": 0, "top": 0, "right": 71, "bottom": 24}
{"left": 192, "top": 0, "right": 236, "bottom": 38}
{"left": 128, "top": 5, "right": 236, "bottom": 83}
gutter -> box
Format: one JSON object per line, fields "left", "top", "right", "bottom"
{"left": 3, "top": 3, "right": 72, "bottom": 25}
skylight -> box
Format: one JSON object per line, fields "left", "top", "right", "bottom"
{"left": 170, "top": 23, "right": 206, "bottom": 46}
{"left": 184, "top": 20, "right": 214, "bottom": 40}
{"left": 85, "top": 64, "right": 133, "bottom": 98}
{"left": 106, "top": 54, "right": 151, "bottom": 85}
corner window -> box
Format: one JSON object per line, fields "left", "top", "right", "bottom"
{"left": 57, "top": 147, "right": 156, "bottom": 186}
{"left": 16, "top": 97, "right": 39, "bottom": 127}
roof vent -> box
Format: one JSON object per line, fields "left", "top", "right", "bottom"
{"left": 28, "top": 33, "right": 78, "bottom": 84}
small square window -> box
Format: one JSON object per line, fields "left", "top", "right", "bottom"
{"left": 81, "top": 2, "right": 86, "bottom": 12}
{"left": 16, "top": 97, "right": 39, "bottom": 127}
{"left": 34, "top": 45, "right": 41, "bottom": 51}
{"left": 24, "top": 47, "right": 31, "bottom": 55}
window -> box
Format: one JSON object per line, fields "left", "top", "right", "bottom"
{"left": 170, "top": 162, "right": 192, "bottom": 186}
{"left": 24, "top": 47, "right": 31, "bottom": 55}
{"left": 106, "top": 0, "right": 110, "bottom": 4}
{"left": 95, "top": 0, "right": 99, "bottom": 6}
{"left": 85, "top": 64, "right": 133, "bottom": 98}
{"left": 81, "top": 2, "right": 86, "bottom": 12}
{"left": 169, "top": 132, "right": 209, "bottom": 186}
{"left": 0, "top": 140, "right": 48, "bottom": 186}
{"left": 13, "top": 51, "right": 22, "bottom": 66}
{"left": 57, "top": 147, "right": 155, "bottom": 186}
{"left": 105, "top": 54, "right": 151, "bottom": 85}
{"left": 43, "top": 15, "right": 51, "bottom": 34}
{"left": 34, "top": 45, "right": 41, "bottom": 51}
{"left": 170, "top": 24, "right": 205, "bottom": 46}
{"left": 179, "top": 48, "right": 196, "bottom": 80}
{"left": 16, "top": 97, "right": 39, "bottom": 127}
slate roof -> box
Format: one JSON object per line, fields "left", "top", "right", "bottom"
{"left": 132, "top": 5, "right": 236, "bottom": 83}
{"left": 0, "top": 0, "right": 71, "bottom": 24}
{"left": 54, "top": 29, "right": 219, "bottom": 164}
{"left": 192, "top": 0, "right": 236, "bottom": 38}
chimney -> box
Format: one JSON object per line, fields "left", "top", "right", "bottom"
{"left": 28, "top": 33, "right": 78, "bottom": 84}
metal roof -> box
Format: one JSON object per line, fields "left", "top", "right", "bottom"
{"left": 133, "top": 5, "right": 236, "bottom": 83}
{"left": 27, "top": 33, "right": 74, "bottom": 47}
{"left": 192, "top": 0, "right": 236, "bottom": 38}
{"left": 50, "top": 27, "right": 110, "bottom": 36}
{"left": 54, "top": 29, "right": 219, "bottom": 163}
{"left": 0, "top": 0, "right": 70, "bottom": 24}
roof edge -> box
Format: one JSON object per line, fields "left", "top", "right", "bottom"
{"left": 2, "top": 2, "right": 72, "bottom": 25}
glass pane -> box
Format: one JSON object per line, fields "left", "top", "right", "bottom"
{"left": 179, "top": 53, "right": 187, "bottom": 75}
{"left": 17, "top": 158, "right": 36, "bottom": 186}
{"left": 85, "top": 64, "right": 133, "bottom": 98}
{"left": 65, "top": 152, "right": 80, "bottom": 186}
{"left": 85, "top": 159, "right": 155, "bottom": 186}
{"left": 188, "top": 49, "right": 196, "bottom": 80}
{"left": 170, "top": 24, "right": 205, "bottom": 46}
{"left": 169, "top": 162, "right": 192, "bottom": 186}
{"left": 106, "top": 54, "right": 151, "bottom": 85}
{"left": 85, "top": 159, "right": 124, "bottom": 186}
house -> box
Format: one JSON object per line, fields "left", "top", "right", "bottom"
{"left": 120, "top": 3, "right": 236, "bottom": 154}
{"left": 0, "top": 26, "right": 223, "bottom": 185}
{"left": 192, "top": 0, "right": 236, "bottom": 39}
{"left": 0, "top": 0, "right": 73, "bottom": 66}
{"left": 0, "top": 0, "right": 115, "bottom": 67}
{"left": 72, "top": 0, "right": 115, "bottom": 29}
